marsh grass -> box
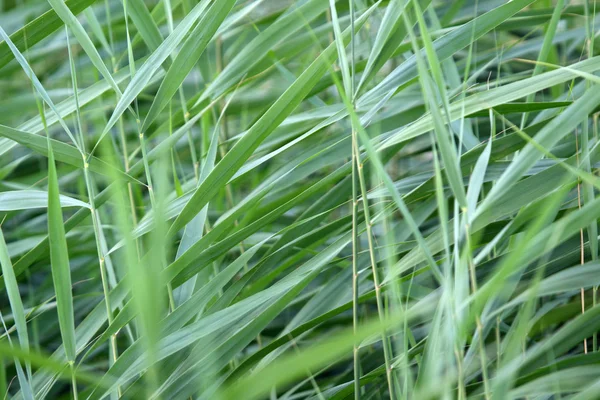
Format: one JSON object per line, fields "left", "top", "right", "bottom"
{"left": 1, "top": 0, "right": 600, "bottom": 399}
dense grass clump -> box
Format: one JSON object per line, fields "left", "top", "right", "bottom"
{"left": 2, "top": 0, "right": 600, "bottom": 398}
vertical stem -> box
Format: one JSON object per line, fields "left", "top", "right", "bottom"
{"left": 349, "top": 0, "right": 355, "bottom": 101}
{"left": 214, "top": 34, "right": 252, "bottom": 354}
{"left": 70, "top": 362, "right": 78, "bottom": 400}
{"left": 575, "top": 131, "right": 587, "bottom": 354}
{"left": 163, "top": 0, "right": 199, "bottom": 183}
{"left": 496, "top": 317, "right": 501, "bottom": 370}
{"left": 353, "top": 142, "right": 396, "bottom": 399}
{"left": 122, "top": 0, "right": 176, "bottom": 313}
{"left": 349, "top": 1, "right": 360, "bottom": 398}
{"left": 214, "top": 36, "right": 241, "bottom": 232}
{"left": 118, "top": 118, "right": 141, "bottom": 259}
{"left": 139, "top": 123, "right": 176, "bottom": 313}
{"left": 65, "top": 28, "right": 120, "bottom": 397}
{"left": 351, "top": 125, "right": 360, "bottom": 400}
{"left": 178, "top": 89, "right": 199, "bottom": 181}
{"left": 584, "top": 0, "right": 596, "bottom": 353}
{"left": 104, "top": 0, "right": 115, "bottom": 70}
{"left": 592, "top": 114, "right": 598, "bottom": 352}
{"left": 465, "top": 226, "right": 491, "bottom": 399}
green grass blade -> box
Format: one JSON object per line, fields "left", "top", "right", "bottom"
{"left": 0, "top": 227, "right": 31, "bottom": 379}
{"left": 358, "top": 0, "right": 537, "bottom": 107}
{"left": 46, "top": 144, "right": 77, "bottom": 363}
{"left": 196, "top": 0, "right": 330, "bottom": 105}
{"left": 126, "top": 0, "right": 164, "bottom": 51}
{"left": 0, "top": 190, "right": 90, "bottom": 210}
{"left": 141, "top": 0, "right": 236, "bottom": 131}
{"left": 100, "top": 0, "right": 212, "bottom": 138}
{"left": 167, "top": 4, "right": 377, "bottom": 237}
{"left": 0, "top": 25, "right": 79, "bottom": 151}
{"left": 0, "top": 0, "right": 97, "bottom": 70}
{"left": 477, "top": 88, "right": 600, "bottom": 218}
